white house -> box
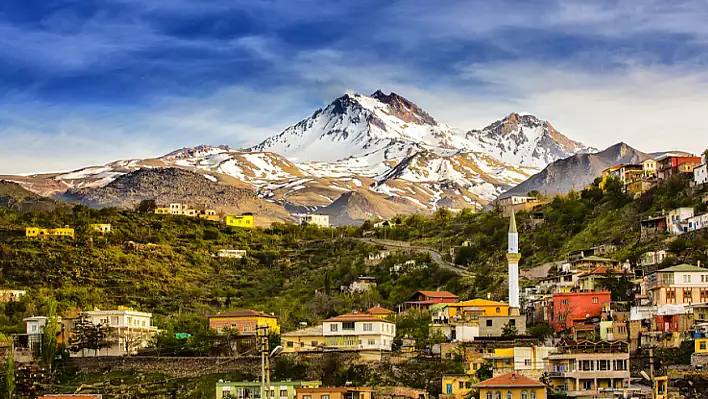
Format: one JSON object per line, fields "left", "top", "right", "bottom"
{"left": 695, "top": 163, "right": 708, "bottom": 186}
{"left": 687, "top": 213, "right": 708, "bottom": 232}
{"left": 322, "top": 313, "right": 396, "bottom": 351}
{"left": 71, "top": 307, "right": 157, "bottom": 356}
{"left": 216, "top": 249, "right": 247, "bottom": 259}
{"left": 666, "top": 207, "right": 695, "bottom": 234}
{"left": 297, "top": 214, "right": 330, "bottom": 228}
{"left": 348, "top": 277, "right": 377, "bottom": 294}
{"left": 0, "top": 289, "right": 26, "bottom": 302}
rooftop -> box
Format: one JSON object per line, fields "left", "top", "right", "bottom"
{"left": 325, "top": 312, "right": 394, "bottom": 323}
{"left": 476, "top": 373, "right": 544, "bottom": 388}
{"left": 207, "top": 309, "right": 277, "bottom": 319}
{"left": 367, "top": 306, "right": 394, "bottom": 315}
{"left": 571, "top": 256, "right": 617, "bottom": 263}
{"left": 658, "top": 264, "right": 705, "bottom": 272}
{"left": 282, "top": 325, "right": 323, "bottom": 337}
{"left": 415, "top": 290, "right": 459, "bottom": 299}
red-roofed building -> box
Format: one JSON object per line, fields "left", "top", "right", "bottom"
{"left": 207, "top": 309, "right": 279, "bottom": 335}
{"left": 367, "top": 306, "right": 395, "bottom": 318}
{"left": 475, "top": 373, "right": 546, "bottom": 399}
{"left": 406, "top": 290, "right": 459, "bottom": 310}
{"left": 323, "top": 312, "right": 396, "bottom": 352}
{"left": 548, "top": 292, "right": 611, "bottom": 332}
{"left": 656, "top": 153, "right": 702, "bottom": 180}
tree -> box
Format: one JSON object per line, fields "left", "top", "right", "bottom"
{"left": 136, "top": 199, "right": 157, "bottom": 214}
{"left": 6, "top": 345, "right": 15, "bottom": 399}
{"left": 41, "top": 297, "right": 59, "bottom": 371}
{"left": 476, "top": 363, "right": 493, "bottom": 381}
{"left": 70, "top": 313, "right": 112, "bottom": 356}
{"left": 501, "top": 321, "right": 518, "bottom": 338}
{"left": 528, "top": 323, "right": 553, "bottom": 341}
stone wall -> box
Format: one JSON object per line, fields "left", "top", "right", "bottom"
{"left": 69, "top": 356, "right": 261, "bottom": 379}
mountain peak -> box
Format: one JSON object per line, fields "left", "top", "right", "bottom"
{"left": 369, "top": 90, "right": 437, "bottom": 126}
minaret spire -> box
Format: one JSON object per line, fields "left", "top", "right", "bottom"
{"left": 506, "top": 210, "right": 521, "bottom": 315}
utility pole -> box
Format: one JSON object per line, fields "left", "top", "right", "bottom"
{"left": 259, "top": 326, "right": 270, "bottom": 399}
{"left": 650, "top": 347, "right": 655, "bottom": 399}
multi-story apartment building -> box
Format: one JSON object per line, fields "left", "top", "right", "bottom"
{"left": 666, "top": 207, "right": 694, "bottom": 234}
{"left": 546, "top": 340, "right": 629, "bottom": 397}
{"left": 71, "top": 307, "right": 157, "bottom": 356}
{"left": 297, "top": 214, "right": 330, "bottom": 228}
{"left": 207, "top": 309, "right": 280, "bottom": 335}
{"left": 282, "top": 325, "right": 325, "bottom": 353}
{"left": 485, "top": 346, "right": 557, "bottom": 379}
{"left": 645, "top": 264, "right": 708, "bottom": 306}
{"left": 656, "top": 153, "right": 702, "bottom": 180}
{"left": 548, "top": 292, "right": 612, "bottom": 332}
{"left": 215, "top": 381, "right": 321, "bottom": 399}
{"left": 295, "top": 387, "right": 373, "bottom": 399}
{"left": 477, "top": 373, "right": 547, "bottom": 399}
{"left": 322, "top": 313, "right": 396, "bottom": 351}
{"left": 695, "top": 162, "right": 708, "bottom": 186}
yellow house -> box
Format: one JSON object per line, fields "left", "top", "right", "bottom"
{"left": 197, "top": 209, "right": 219, "bottom": 221}
{"left": 25, "top": 227, "right": 75, "bottom": 240}
{"left": 489, "top": 348, "right": 515, "bottom": 370}
{"left": 207, "top": 309, "right": 279, "bottom": 334}
{"left": 225, "top": 215, "right": 255, "bottom": 228}
{"left": 155, "top": 207, "right": 171, "bottom": 214}
{"left": 90, "top": 224, "right": 112, "bottom": 234}
{"left": 695, "top": 337, "right": 708, "bottom": 353}
{"left": 442, "top": 374, "right": 474, "bottom": 399}
{"left": 477, "top": 373, "right": 546, "bottom": 399}
{"left": 282, "top": 325, "right": 325, "bottom": 353}
{"left": 448, "top": 299, "right": 509, "bottom": 317}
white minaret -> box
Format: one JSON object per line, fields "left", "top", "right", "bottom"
{"left": 507, "top": 210, "right": 521, "bottom": 315}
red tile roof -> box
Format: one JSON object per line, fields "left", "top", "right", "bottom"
{"left": 325, "top": 312, "right": 394, "bottom": 323}
{"left": 476, "top": 373, "right": 544, "bottom": 388}
{"left": 417, "top": 290, "right": 459, "bottom": 299}
{"left": 367, "top": 306, "right": 394, "bottom": 315}
{"left": 207, "top": 309, "right": 277, "bottom": 319}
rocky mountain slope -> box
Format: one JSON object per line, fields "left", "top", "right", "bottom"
{"left": 2, "top": 90, "right": 596, "bottom": 224}
{"left": 0, "top": 180, "right": 63, "bottom": 213}
{"left": 500, "top": 142, "right": 651, "bottom": 198}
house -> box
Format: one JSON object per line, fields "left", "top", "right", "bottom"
{"left": 197, "top": 209, "right": 219, "bottom": 221}
{"left": 207, "top": 309, "right": 279, "bottom": 335}
{"left": 687, "top": 213, "right": 708, "bottom": 232}
{"left": 485, "top": 347, "right": 557, "bottom": 379}
{"left": 645, "top": 264, "right": 708, "bottom": 306}
{"left": 374, "top": 387, "right": 428, "bottom": 399}
{"left": 642, "top": 158, "right": 657, "bottom": 178}
{"left": 576, "top": 266, "right": 626, "bottom": 292}
{"left": 546, "top": 339, "right": 629, "bottom": 397}
{"left": 282, "top": 325, "right": 324, "bottom": 353}
{"left": 441, "top": 375, "right": 473, "bottom": 399}
{"left": 216, "top": 249, "right": 247, "bottom": 259}
{"left": 640, "top": 215, "right": 668, "bottom": 240}
{"left": 366, "top": 251, "right": 391, "bottom": 265}
{"left": 348, "top": 277, "right": 377, "bottom": 294}
{"left": 25, "top": 227, "right": 75, "bottom": 240}
{"left": 609, "top": 164, "right": 644, "bottom": 185}
{"left": 322, "top": 312, "right": 396, "bottom": 351}
{"left": 405, "top": 290, "right": 459, "bottom": 310}
{"left": 666, "top": 207, "right": 694, "bottom": 234}
{"left": 695, "top": 163, "right": 708, "bottom": 186}
{"left": 496, "top": 196, "right": 546, "bottom": 217}
{"left": 0, "top": 289, "right": 26, "bottom": 302}
{"left": 600, "top": 164, "right": 624, "bottom": 189}
{"left": 538, "top": 273, "right": 578, "bottom": 294}
{"left": 568, "top": 256, "right": 619, "bottom": 272}
{"left": 89, "top": 224, "right": 111, "bottom": 234}
{"left": 566, "top": 245, "right": 617, "bottom": 262}
{"left": 297, "top": 214, "right": 330, "bottom": 228}
{"left": 655, "top": 153, "right": 702, "bottom": 180}
{"left": 67, "top": 307, "right": 156, "bottom": 356}
{"left": 374, "top": 220, "right": 398, "bottom": 228}
{"left": 225, "top": 214, "right": 255, "bottom": 229}
{"left": 295, "top": 387, "right": 373, "bottom": 399}
{"left": 430, "top": 299, "right": 527, "bottom": 340}
{"left": 639, "top": 250, "right": 670, "bottom": 268}
{"left": 548, "top": 292, "right": 612, "bottom": 332}
{"left": 215, "top": 380, "right": 321, "bottom": 399}
{"left": 477, "top": 373, "right": 546, "bottom": 399}
{"left": 367, "top": 306, "right": 395, "bottom": 319}
{"left": 22, "top": 316, "right": 66, "bottom": 356}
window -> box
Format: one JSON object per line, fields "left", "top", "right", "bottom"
{"left": 342, "top": 322, "right": 355, "bottom": 331}
{"left": 459, "top": 382, "right": 464, "bottom": 389}
{"left": 592, "top": 297, "right": 599, "bottom": 304}
{"left": 280, "top": 390, "right": 288, "bottom": 398}
{"left": 561, "top": 299, "right": 569, "bottom": 305}
{"left": 486, "top": 393, "right": 492, "bottom": 399}
{"left": 445, "top": 353, "right": 452, "bottom": 359}
{"left": 303, "top": 396, "right": 312, "bottom": 399}
{"left": 597, "top": 360, "right": 610, "bottom": 371}
{"left": 506, "top": 391, "right": 512, "bottom": 399}
{"left": 521, "top": 391, "right": 528, "bottom": 399}
{"left": 494, "top": 391, "right": 501, "bottom": 399}
{"left": 368, "top": 339, "right": 376, "bottom": 345}
{"left": 700, "top": 289, "right": 708, "bottom": 302}
{"left": 684, "top": 274, "right": 692, "bottom": 283}
{"left": 311, "top": 341, "right": 318, "bottom": 347}
{"left": 465, "top": 382, "right": 472, "bottom": 389}
{"left": 287, "top": 341, "right": 294, "bottom": 348}
{"left": 530, "top": 391, "right": 536, "bottom": 399}
{"left": 683, "top": 288, "right": 693, "bottom": 303}
{"left": 300, "top": 342, "right": 304, "bottom": 347}
{"left": 363, "top": 323, "right": 373, "bottom": 331}
{"left": 582, "top": 380, "right": 593, "bottom": 390}
{"left": 321, "top": 396, "right": 329, "bottom": 399}
{"left": 701, "top": 341, "right": 707, "bottom": 350}
{"left": 614, "top": 360, "right": 627, "bottom": 371}
{"left": 667, "top": 288, "right": 677, "bottom": 304}
{"left": 244, "top": 325, "right": 251, "bottom": 332}
{"left": 496, "top": 307, "right": 501, "bottom": 313}
{"left": 330, "top": 324, "right": 338, "bottom": 332}
{"left": 446, "top": 385, "right": 453, "bottom": 395}
{"left": 486, "top": 320, "right": 493, "bottom": 327}
{"left": 524, "top": 359, "right": 532, "bottom": 366}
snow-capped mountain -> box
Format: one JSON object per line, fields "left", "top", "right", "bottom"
{"left": 465, "top": 113, "right": 596, "bottom": 167}
{"left": 1, "top": 90, "right": 596, "bottom": 224}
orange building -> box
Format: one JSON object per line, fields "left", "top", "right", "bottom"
{"left": 295, "top": 387, "right": 374, "bottom": 399}
{"left": 548, "top": 291, "right": 612, "bottom": 332}
{"left": 207, "top": 309, "right": 279, "bottom": 334}
{"left": 367, "top": 306, "right": 395, "bottom": 319}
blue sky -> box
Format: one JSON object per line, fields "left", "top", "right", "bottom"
{"left": 1, "top": 0, "right": 708, "bottom": 174}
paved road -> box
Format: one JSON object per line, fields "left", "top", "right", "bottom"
{"left": 355, "top": 237, "right": 474, "bottom": 277}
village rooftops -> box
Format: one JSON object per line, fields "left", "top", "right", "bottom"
{"left": 657, "top": 264, "right": 705, "bottom": 272}
{"left": 415, "top": 290, "right": 459, "bottom": 299}
{"left": 570, "top": 256, "right": 617, "bottom": 263}
{"left": 324, "top": 313, "right": 394, "bottom": 323}
{"left": 207, "top": 309, "right": 277, "bottom": 318}
{"left": 475, "top": 373, "right": 544, "bottom": 388}
{"left": 577, "top": 266, "right": 625, "bottom": 277}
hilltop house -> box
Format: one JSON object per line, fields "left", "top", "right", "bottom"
{"left": 548, "top": 291, "right": 612, "bottom": 332}
{"left": 0, "top": 289, "right": 26, "bottom": 302}
{"left": 297, "top": 213, "right": 330, "bottom": 227}
{"left": 322, "top": 312, "right": 396, "bottom": 352}
{"left": 405, "top": 290, "right": 459, "bottom": 311}
{"left": 695, "top": 162, "right": 708, "bottom": 186}
{"left": 225, "top": 214, "right": 255, "bottom": 228}
{"left": 656, "top": 153, "right": 702, "bottom": 180}
{"left": 207, "top": 309, "right": 279, "bottom": 335}
{"left": 89, "top": 224, "right": 112, "bottom": 234}
{"left": 282, "top": 325, "right": 325, "bottom": 353}
{"left": 25, "top": 227, "right": 75, "bottom": 240}
{"left": 70, "top": 307, "right": 157, "bottom": 356}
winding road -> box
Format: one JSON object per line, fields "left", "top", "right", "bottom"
{"left": 355, "top": 237, "right": 475, "bottom": 277}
